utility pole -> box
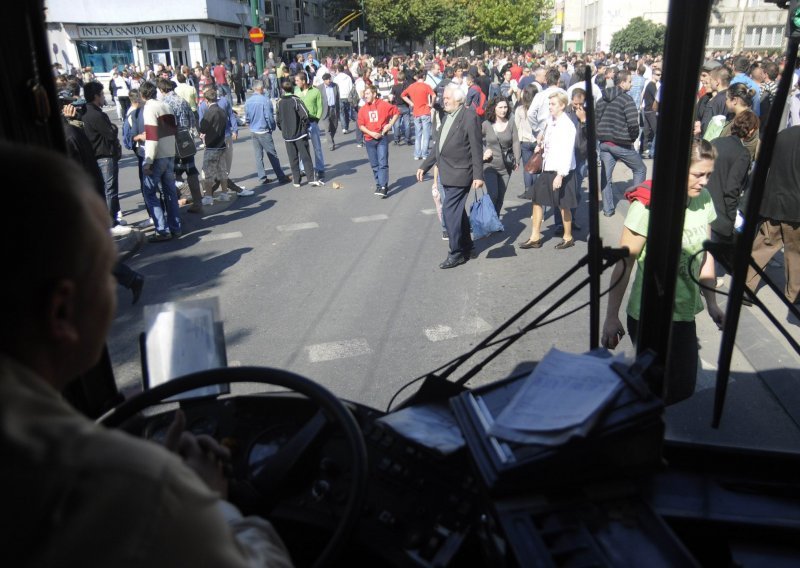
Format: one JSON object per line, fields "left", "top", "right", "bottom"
{"left": 251, "top": 0, "right": 264, "bottom": 76}
{"left": 360, "top": 0, "right": 366, "bottom": 52}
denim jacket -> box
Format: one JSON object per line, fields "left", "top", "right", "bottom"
{"left": 244, "top": 93, "right": 276, "bottom": 133}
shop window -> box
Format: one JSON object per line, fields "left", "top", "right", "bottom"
{"left": 76, "top": 40, "right": 134, "bottom": 73}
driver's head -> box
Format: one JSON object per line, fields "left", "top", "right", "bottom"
{"left": 0, "top": 143, "right": 117, "bottom": 389}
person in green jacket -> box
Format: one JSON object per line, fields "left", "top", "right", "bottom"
{"left": 294, "top": 72, "right": 326, "bottom": 182}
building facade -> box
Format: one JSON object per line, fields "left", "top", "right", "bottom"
{"left": 706, "top": 0, "right": 787, "bottom": 55}
{"left": 561, "top": 0, "right": 786, "bottom": 54}
{"left": 45, "top": 0, "right": 330, "bottom": 75}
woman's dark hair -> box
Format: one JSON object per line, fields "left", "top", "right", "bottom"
{"left": 690, "top": 138, "right": 717, "bottom": 164}
{"left": 730, "top": 109, "right": 760, "bottom": 139}
{"left": 520, "top": 83, "right": 539, "bottom": 111}
{"left": 727, "top": 83, "right": 755, "bottom": 108}
{"left": 485, "top": 96, "right": 510, "bottom": 123}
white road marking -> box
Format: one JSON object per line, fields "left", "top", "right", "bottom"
{"left": 421, "top": 208, "right": 437, "bottom": 215}
{"left": 424, "top": 317, "right": 492, "bottom": 342}
{"left": 199, "top": 231, "right": 243, "bottom": 242}
{"left": 352, "top": 214, "right": 389, "bottom": 223}
{"left": 306, "top": 338, "right": 372, "bottom": 363}
{"left": 277, "top": 222, "right": 319, "bottom": 232}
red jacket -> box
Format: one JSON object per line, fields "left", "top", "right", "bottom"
{"left": 357, "top": 99, "right": 399, "bottom": 141}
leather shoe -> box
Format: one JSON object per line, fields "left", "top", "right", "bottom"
{"left": 554, "top": 239, "right": 575, "bottom": 250}
{"left": 130, "top": 273, "right": 145, "bottom": 305}
{"left": 519, "top": 237, "right": 543, "bottom": 249}
{"left": 439, "top": 254, "right": 467, "bottom": 269}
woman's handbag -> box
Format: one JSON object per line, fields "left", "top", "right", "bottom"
{"left": 470, "top": 189, "right": 504, "bottom": 240}
{"left": 524, "top": 151, "right": 543, "bottom": 174}
{"left": 501, "top": 146, "right": 516, "bottom": 170}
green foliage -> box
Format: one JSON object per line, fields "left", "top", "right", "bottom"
{"left": 470, "top": 0, "right": 552, "bottom": 48}
{"left": 609, "top": 17, "right": 666, "bottom": 55}
{"left": 436, "top": 0, "right": 474, "bottom": 46}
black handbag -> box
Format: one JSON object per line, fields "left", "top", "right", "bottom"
{"left": 175, "top": 128, "right": 196, "bottom": 159}
{"left": 501, "top": 146, "right": 516, "bottom": 170}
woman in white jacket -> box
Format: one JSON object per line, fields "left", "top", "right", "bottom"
{"left": 520, "top": 91, "right": 577, "bottom": 250}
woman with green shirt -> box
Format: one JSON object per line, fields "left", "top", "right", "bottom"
{"left": 601, "top": 140, "right": 725, "bottom": 404}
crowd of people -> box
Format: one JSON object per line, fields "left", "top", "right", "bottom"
{"left": 54, "top": 47, "right": 799, "bottom": 340}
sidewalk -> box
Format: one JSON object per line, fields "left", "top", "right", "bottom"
{"left": 596, "top": 160, "right": 800, "bottom": 452}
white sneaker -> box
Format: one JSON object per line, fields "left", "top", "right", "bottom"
{"left": 201, "top": 196, "right": 214, "bottom": 206}
{"left": 175, "top": 181, "right": 185, "bottom": 189}
{"left": 238, "top": 189, "right": 255, "bottom": 196}
{"left": 309, "top": 180, "right": 324, "bottom": 187}
{"left": 216, "top": 192, "right": 231, "bottom": 202}
{"left": 110, "top": 224, "right": 132, "bottom": 237}
{"left": 342, "top": 129, "right": 348, "bottom": 134}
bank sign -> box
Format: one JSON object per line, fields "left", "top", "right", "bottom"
{"left": 76, "top": 22, "right": 240, "bottom": 39}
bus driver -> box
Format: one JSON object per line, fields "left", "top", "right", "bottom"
{"left": 0, "top": 143, "right": 293, "bottom": 568}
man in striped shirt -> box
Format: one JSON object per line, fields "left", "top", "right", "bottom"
{"left": 141, "top": 80, "right": 182, "bottom": 241}
{"left": 596, "top": 70, "right": 646, "bottom": 218}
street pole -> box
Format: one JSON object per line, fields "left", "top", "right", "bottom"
{"left": 251, "top": 0, "right": 264, "bottom": 76}
{"left": 357, "top": 28, "right": 362, "bottom": 56}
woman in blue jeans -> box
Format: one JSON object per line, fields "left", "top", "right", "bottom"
{"left": 514, "top": 84, "right": 539, "bottom": 198}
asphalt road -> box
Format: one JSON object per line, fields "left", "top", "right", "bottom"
{"left": 107, "top": 103, "right": 800, "bottom": 450}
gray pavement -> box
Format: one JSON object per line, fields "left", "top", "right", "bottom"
{"left": 106, "top": 102, "right": 800, "bottom": 451}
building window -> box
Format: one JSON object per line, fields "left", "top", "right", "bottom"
{"left": 707, "top": 27, "right": 734, "bottom": 48}
{"left": 745, "top": 25, "right": 784, "bottom": 48}
{"left": 264, "top": 0, "right": 276, "bottom": 33}
{"left": 76, "top": 40, "right": 134, "bottom": 73}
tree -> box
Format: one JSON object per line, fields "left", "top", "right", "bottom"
{"left": 470, "top": 0, "right": 552, "bottom": 49}
{"left": 436, "top": 0, "right": 475, "bottom": 48}
{"left": 609, "top": 17, "right": 666, "bottom": 55}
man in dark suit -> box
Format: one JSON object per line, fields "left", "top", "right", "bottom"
{"left": 417, "top": 84, "right": 484, "bottom": 269}
{"left": 320, "top": 73, "right": 340, "bottom": 151}
{"left": 746, "top": 125, "right": 800, "bottom": 303}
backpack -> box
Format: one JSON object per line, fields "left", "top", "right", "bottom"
{"left": 175, "top": 128, "right": 196, "bottom": 159}
{"left": 433, "top": 78, "right": 450, "bottom": 111}
{"left": 348, "top": 83, "right": 360, "bottom": 106}
{"left": 122, "top": 107, "right": 138, "bottom": 151}
{"left": 469, "top": 85, "right": 487, "bottom": 117}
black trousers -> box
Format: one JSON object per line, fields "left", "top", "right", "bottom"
{"left": 627, "top": 316, "right": 698, "bottom": 405}
{"left": 442, "top": 184, "right": 472, "bottom": 256}
{"left": 326, "top": 111, "right": 339, "bottom": 144}
{"left": 284, "top": 138, "right": 316, "bottom": 183}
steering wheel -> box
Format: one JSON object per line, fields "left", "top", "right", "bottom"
{"left": 98, "top": 367, "right": 368, "bottom": 568}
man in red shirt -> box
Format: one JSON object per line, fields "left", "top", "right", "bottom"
{"left": 212, "top": 61, "right": 230, "bottom": 102}
{"left": 401, "top": 72, "right": 436, "bottom": 160}
{"left": 358, "top": 84, "right": 399, "bottom": 198}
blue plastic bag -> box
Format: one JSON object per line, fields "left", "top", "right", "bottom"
{"left": 470, "top": 190, "right": 504, "bottom": 240}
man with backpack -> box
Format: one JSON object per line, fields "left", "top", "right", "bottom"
{"left": 276, "top": 79, "right": 322, "bottom": 187}
{"left": 465, "top": 73, "right": 486, "bottom": 119}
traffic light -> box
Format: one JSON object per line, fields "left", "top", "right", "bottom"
{"left": 789, "top": 0, "right": 800, "bottom": 38}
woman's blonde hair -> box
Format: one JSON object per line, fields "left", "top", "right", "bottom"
{"left": 548, "top": 91, "right": 568, "bottom": 108}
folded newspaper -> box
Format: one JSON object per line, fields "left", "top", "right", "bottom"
{"left": 488, "top": 348, "right": 624, "bottom": 445}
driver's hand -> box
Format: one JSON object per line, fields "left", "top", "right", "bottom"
{"left": 166, "top": 410, "right": 231, "bottom": 498}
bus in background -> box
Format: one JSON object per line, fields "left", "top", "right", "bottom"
{"left": 281, "top": 34, "right": 352, "bottom": 62}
